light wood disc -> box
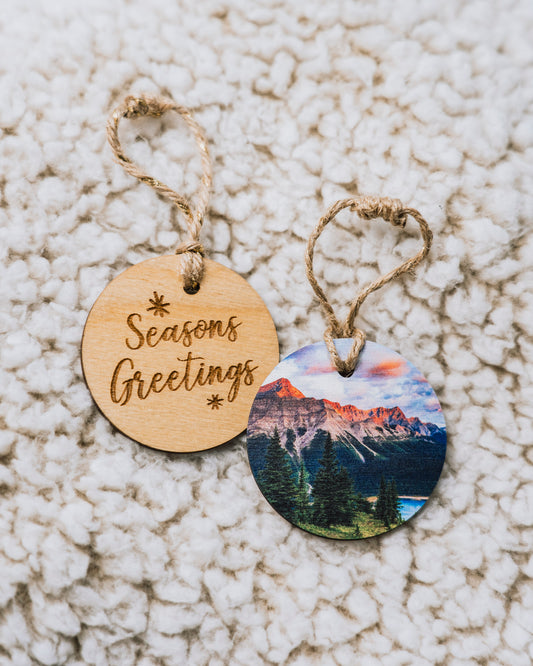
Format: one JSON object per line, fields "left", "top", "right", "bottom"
{"left": 81, "top": 255, "right": 279, "bottom": 452}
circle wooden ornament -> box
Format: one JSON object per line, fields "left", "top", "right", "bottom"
{"left": 82, "top": 255, "right": 279, "bottom": 452}
{"left": 247, "top": 339, "right": 446, "bottom": 540}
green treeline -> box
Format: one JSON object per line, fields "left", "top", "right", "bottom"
{"left": 374, "top": 476, "right": 402, "bottom": 528}
{"left": 259, "top": 428, "right": 402, "bottom": 536}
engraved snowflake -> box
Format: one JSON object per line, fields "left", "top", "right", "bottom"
{"left": 207, "top": 394, "right": 224, "bottom": 410}
{"left": 146, "top": 291, "right": 170, "bottom": 317}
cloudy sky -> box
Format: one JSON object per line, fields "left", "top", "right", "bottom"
{"left": 263, "top": 340, "right": 445, "bottom": 428}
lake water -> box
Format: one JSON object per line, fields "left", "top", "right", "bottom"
{"left": 399, "top": 497, "right": 427, "bottom": 520}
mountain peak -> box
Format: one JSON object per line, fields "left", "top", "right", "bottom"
{"left": 259, "top": 377, "right": 306, "bottom": 399}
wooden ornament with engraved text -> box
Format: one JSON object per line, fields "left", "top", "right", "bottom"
{"left": 81, "top": 255, "right": 279, "bottom": 452}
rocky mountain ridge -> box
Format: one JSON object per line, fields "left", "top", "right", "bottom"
{"left": 249, "top": 377, "right": 445, "bottom": 459}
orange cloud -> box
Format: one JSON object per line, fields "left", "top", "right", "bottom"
{"left": 366, "top": 357, "right": 408, "bottom": 378}
{"left": 305, "top": 361, "right": 336, "bottom": 375}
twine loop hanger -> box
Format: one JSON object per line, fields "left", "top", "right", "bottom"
{"left": 107, "top": 93, "right": 212, "bottom": 293}
{"left": 305, "top": 196, "right": 433, "bottom": 377}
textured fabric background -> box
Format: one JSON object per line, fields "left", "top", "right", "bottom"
{"left": 1, "top": 0, "right": 532, "bottom": 664}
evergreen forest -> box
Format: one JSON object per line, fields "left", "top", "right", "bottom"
{"left": 257, "top": 428, "right": 404, "bottom": 539}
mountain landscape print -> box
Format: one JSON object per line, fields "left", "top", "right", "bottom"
{"left": 247, "top": 340, "right": 447, "bottom": 540}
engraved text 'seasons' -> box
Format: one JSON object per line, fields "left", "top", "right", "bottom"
{"left": 125, "top": 313, "right": 241, "bottom": 349}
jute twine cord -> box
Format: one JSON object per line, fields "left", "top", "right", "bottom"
{"left": 107, "top": 93, "right": 212, "bottom": 292}
{"left": 305, "top": 196, "right": 433, "bottom": 377}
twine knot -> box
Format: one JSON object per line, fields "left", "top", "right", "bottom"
{"left": 123, "top": 96, "right": 149, "bottom": 119}
{"left": 122, "top": 95, "right": 169, "bottom": 119}
{"left": 175, "top": 241, "right": 205, "bottom": 256}
{"left": 351, "top": 196, "right": 407, "bottom": 228}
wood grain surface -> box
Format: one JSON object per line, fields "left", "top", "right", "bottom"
{"left": 81, "top": 255, "right": 279, "bottom": 452}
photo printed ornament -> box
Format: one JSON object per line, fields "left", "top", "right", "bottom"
{"left": 246, "top": 197, "right": 446, "bottom": 539}
{"left": 82, "top": 95, "right": 278, "bottom": 452}
{"left": 248, "top": 340, "right": 446, "bottom": 540}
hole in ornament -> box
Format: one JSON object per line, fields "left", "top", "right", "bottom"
{"left": 184, "top": 281, "right": 200, "bottom": 295}
{"left": 338, "top": 368, "right": 354, "bottom": 378}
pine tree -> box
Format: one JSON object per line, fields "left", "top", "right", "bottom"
{"left": 311, "top": 433, "right": 339, "bottom": 527}
{"left": 354, "top": 523, "right": 361, "bottom": 538}
{"left": 260, "top": 428, "right": 297, "bottom": 518}
{"left": 311, "top": 433, "right": 357, "bottom": 527}
{"left": 374, "top": 475, "right": 388, "bottom": 525}
{"left": 374, "top": 476, "right": 401, "bottom": 528}
{"left": 388, "top": 479, "right": 402, "bottom": 525}
{"left": 336, "top": 466, "right": 357, "bottom": 526}
{"left": 294, "top": 458, "right": 310, "bottom": 524}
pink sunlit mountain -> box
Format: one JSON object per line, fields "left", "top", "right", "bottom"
{"left": 249, "top": 377, "right": 445, "bottom": 460}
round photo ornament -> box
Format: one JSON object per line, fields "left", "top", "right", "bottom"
{"left": 247, "top": 197, "right": 446, "bottom": 540}
{"left": 82, "top": 94, "right": 279, "bottom": 452}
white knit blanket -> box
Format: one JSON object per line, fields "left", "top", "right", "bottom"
{"left": 1, "top": 0, "right": 532, "bottom": 664}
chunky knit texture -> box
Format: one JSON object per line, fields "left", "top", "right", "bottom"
{"left": 1, "top": 1, "right": 532, "bottom": 664}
